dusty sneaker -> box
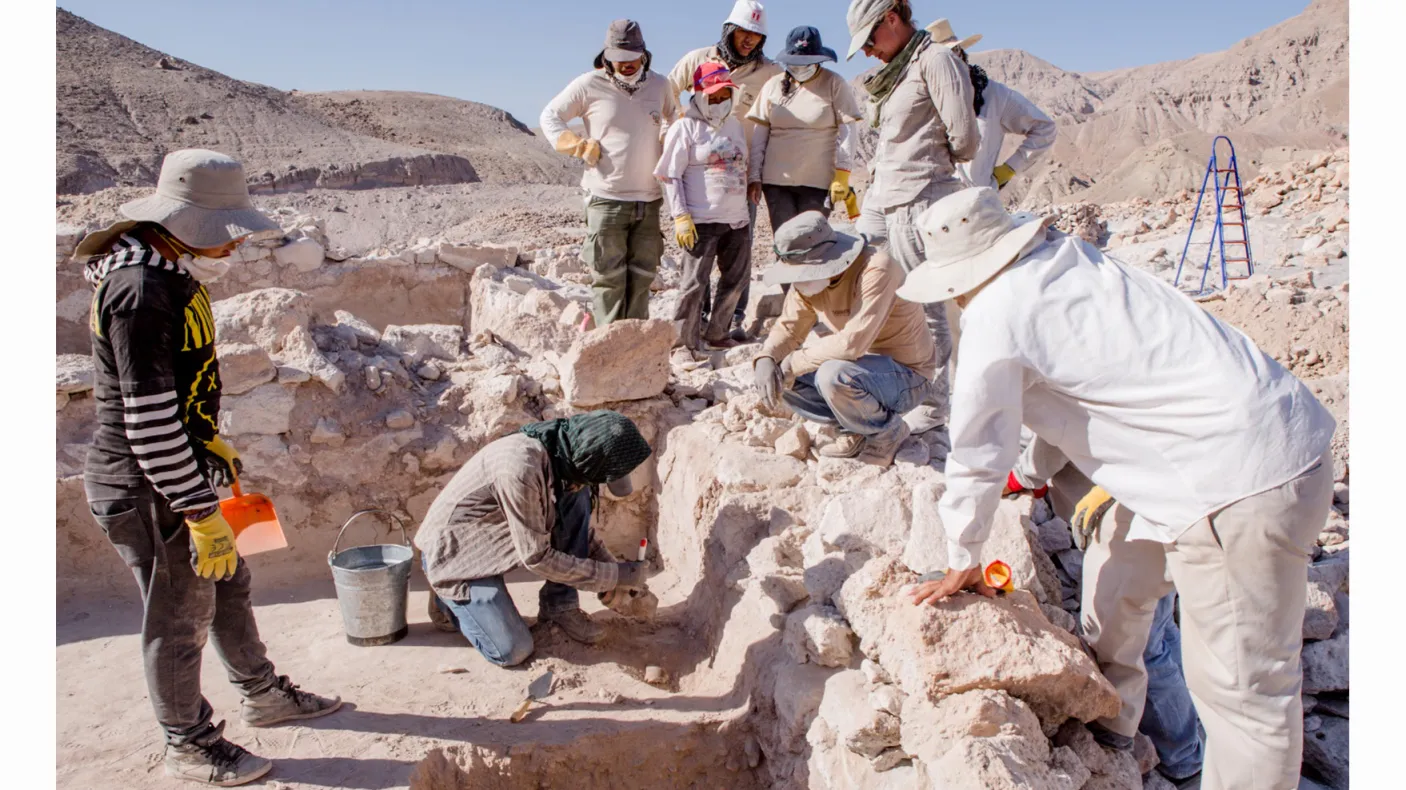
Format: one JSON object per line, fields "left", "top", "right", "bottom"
{"left": 902, "top": 405, "right": 946, "bottom": 435}
{"left": 428, "top": 592, "right": 458, "bottom": 633}
{"left": 164, "top": 723, "right": 272, "bottom": 787}
{"left": 241, "top": 675, "right": 343, "bottom": 728}
{"left": 539, "top": 607, "right": 604, "bottom": 645}
{"left": 857, "top": 421, "right": 911, "bottom": 468}
{"left": 819, "top": 432, "right": 865, "bottom": 459}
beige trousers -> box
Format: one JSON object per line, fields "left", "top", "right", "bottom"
{"left": 1076, "top": 455, "right": 1333, "bottom": 790}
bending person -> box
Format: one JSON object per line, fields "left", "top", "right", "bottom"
{"left": 415, "top": 411, "right": 653, "bottom": 667}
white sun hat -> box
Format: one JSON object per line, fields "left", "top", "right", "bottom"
{"left": 925, "top": 18, "right": 983, "bottom": 51}
{"left": 726, "top": 0, "right": 767, "bottom": 36}
{"left": 896, "top": 187, "right": 1054, "bottom": 303}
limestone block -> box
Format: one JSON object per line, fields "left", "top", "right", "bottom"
{"left": 56, "top": 354, "right": 95, "bottom": 395}
{"left": 438, "top": 241, "right": 518, "bottom": 273}
{"left": 216, "top": 342, "right": 276, "bottom": 396}
{"left": 818, "top": 671, "right": 901, "bottom": 758}
{"left": 900, "top": 689, "right": 1046, "bottom": 766}
{"left": 784, "top": 604, "right": 856, "bottom": 668}
{"left": 212, "top": 288, "right": 312, "bottom": 353}
{"left": 383, "top": 324, "right": 465, "bottom": 362}
{"left": 272, "top": 237, "right": 325, "bottom": 272}
{"left": 772, "top": 661, "right": 833, "bottom": 743}
{"left": 219, "top": 384, "right": 296, "bottom": 436}
{"left": 272, "top": 325, "right": 345, "bottom": 393}
{"left": 558, "top": 319, "right": 674, "bottom": 407}
{"left": 1303, "top": 580, "right": 1340, "bottom": 641}
{"left": 1302, "top": 632, "right": 1348, "bottom": 693}
{"left": 775, "top": 423, "right": 812, "bottom": 460}
{"left": 819, "top": 488, "right": 912, "bottom": 559}
{"left": 715, "top": 442, "right": 807, "bottom": 492}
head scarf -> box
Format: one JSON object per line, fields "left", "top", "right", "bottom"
{"left": 519, "top": 410, "right": 652, "bottom": 519}
{"left": 718, "top": 23, "right": 765, "bottom": 70}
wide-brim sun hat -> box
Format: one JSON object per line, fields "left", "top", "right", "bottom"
{"left": 776, "top": 25, "right": 838, "bottom": 66}
{"left": 925, "top": 18, "right": 983, "bottom": 51}
{"left": 761, "top": 210, "right": 866, "bottom": 285}
{"left": 896, "top": 187, "right": 1054, "bottom": 304}
{"left": 74, "top": 148, "right": 278, "bottom": 259}
{"left": 593, "top": 18, "right": 650, "bottom": 69}
{"left": 846, "top": 0, "right": 896, "bottom": 61}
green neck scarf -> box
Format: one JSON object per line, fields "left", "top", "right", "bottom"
{"left": 864, "top": 29, "right": 930, "bottom": 129}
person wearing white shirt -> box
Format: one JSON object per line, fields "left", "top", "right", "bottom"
{"left": 899, "top": 187, "right": 1336, "bottom": 790}
{"left": 540, "top": 19, "right": 678, "bottom": 326}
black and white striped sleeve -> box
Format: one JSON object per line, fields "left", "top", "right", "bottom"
{"left": 104, "top": 299, "right": 218, "bottom": 513}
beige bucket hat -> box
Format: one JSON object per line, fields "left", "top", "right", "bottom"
{"left": 925, "top": 19, "right": 983, "bottom": 51}
{"left": 74, "top": 149, "right": 279, "bottom": 258}
{"left": 896, "top": 188, "right": 1053, "bottom": 303}
{"left": 761, "top": 211, "right": 866, "bottom": 285}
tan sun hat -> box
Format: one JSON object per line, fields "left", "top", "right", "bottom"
{"left": 74, "top": 149, "right": 279, "bottom": 259}
{"left": 896, "top": 187, "right": 1053, "bottom": 303}
{"left": 761, "top": 211, "right": 866, "bottom": 285}
{"left": 925, "top": 19, "right": 983, "bottom": 51}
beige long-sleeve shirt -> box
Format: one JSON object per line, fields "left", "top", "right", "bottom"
{"left": 757, "top": 248, "right": 938, "bottom": 380}
{"left": 540, "top": 70, "right": 678, "bottom": 203}
{"left": 865, "top": 36, "right": 980, "bottom": 210}
{"left": 668, "top": 46, "right": 781, "bottom": 147}
{"left": 414, "top": 433, "right": 619, "bottom": 600}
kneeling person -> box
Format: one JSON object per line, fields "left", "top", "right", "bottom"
{"left": 415, "top": 411, "right": 652, "bottom": 667}
{"left": 752, "top": 211, "right": 937, "bottom": 466}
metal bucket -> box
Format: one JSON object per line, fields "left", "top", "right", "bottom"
{"left": 328, "top": 509, "right": 413, "bottom": 646}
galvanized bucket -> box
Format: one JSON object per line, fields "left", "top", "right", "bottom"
{"left": 328, "top": 509, "right": 413, "bottom": 646}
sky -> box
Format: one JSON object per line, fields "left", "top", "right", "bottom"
{"left": 57, "top": 0, "right": 1311, "bottom": 127}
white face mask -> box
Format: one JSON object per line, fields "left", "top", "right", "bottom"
{"left": 612, "top": 63, "right": 645, "bottom": 84}
{"left": 786, "top": 64, "right": 820, "bottom": 82}
{"left": 793, "top": 278, "right": 830, "bottom": 296}
{"left": 694, "top": 93, "right": 733, "bottom": 125}
{"left": 178, "top": 253, "right": 232, "bottom": 283}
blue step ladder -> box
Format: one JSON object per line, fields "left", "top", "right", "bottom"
{"left": 1174, "top": 136, "right": 1254, "bottom": 293}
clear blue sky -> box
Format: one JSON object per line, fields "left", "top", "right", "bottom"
{"left": 58, "top": 0, "right": 1310, "bottom": 126}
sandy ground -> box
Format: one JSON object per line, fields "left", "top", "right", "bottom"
{"left": 56, "top": 568, "right": 736, "bottom": 790}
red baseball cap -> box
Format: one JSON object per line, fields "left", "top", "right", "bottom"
{"left": 692, "top": 61, "right": 738, "bottom": 95}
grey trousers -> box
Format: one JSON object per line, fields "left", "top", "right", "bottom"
{"left": 85, "top": 476, "right": 279, "bottom": 747}
{"left": 676, "top": 222, "right": 751, "bottom": 349}
{"left": 856, "top": 182, "right": 960, "bottom": 424}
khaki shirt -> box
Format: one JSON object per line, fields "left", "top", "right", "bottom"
{"left": 747, "top": 68, "right": 864, "bottom": 190}
{"left": 414, "top": 433, "right": 619, "bottom": 600}
{"left": 668, "top": 46, "right": 782, "bottom": 147}
{"left": 758, "top": 248, "right": 938, "bottom": 381}
{"left": 866, "top": 37, "right": 980, "bottom": 210}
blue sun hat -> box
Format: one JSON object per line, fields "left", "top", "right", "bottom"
{"left": 776, "top": 26, "right": 838, "bottom": 66}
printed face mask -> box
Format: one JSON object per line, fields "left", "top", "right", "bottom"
{"left": 793, "top": 278, "right": 830, "bottom": 296}
{"left": 786, "top": 64, "right": 820, "bottom": 82}
{"left": 179, "top": 253, "right": 232, "bottom": 283}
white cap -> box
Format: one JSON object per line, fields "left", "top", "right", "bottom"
{"left": 726, "top": 0, "right": 767, "bottom": 36}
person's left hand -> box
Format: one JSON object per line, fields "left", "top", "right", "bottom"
{"left": 907, "top": 566, "right": 996, "bottom": 606}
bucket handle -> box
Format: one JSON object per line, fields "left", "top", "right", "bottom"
{"left": 329, "top": 509, "right": 410, "bottom": 564}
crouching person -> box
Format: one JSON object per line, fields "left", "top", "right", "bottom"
{"left": 414, "top": 411, "right": 653, "bottom": 666}
{"left": 752, "top": 211, "right": 937, "bottom": 466}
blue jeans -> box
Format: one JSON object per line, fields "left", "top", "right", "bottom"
{"left": 1141, "top": 593, "right": 1205, "bottom": 780}
{"left": 782, "top": 355, "right": 932, "bottom": 447}
{"left": 428, "top": 488, "right": 593, "bottom": 667}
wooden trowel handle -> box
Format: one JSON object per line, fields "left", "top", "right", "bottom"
{"left": 509, "top": 698, "right": 533, "bottom": 723}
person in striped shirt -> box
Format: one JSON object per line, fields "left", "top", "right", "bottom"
{"left": 78, "top": 149, "right": 341, "bottom": 787}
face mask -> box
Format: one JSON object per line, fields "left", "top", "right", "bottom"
{"left": 693, "top": 94, "right": 733, "bottom": 126}
{"left": 178, "top": 253, "right": 232, "bottom": 283}
{"left": 793, "top": 278, "right": 830, "bottom": 296}
{"left": 613, "top": 64, "right": 644, "bottom": 84}
{"left": 786, "top": 64, "right": 820, "bottom": 82}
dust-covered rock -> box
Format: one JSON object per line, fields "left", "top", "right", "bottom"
{"left": 558, "top": 319, "right": 674, "bottom": 407}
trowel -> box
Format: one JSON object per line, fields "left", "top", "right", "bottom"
{"left": 509, "top": 670, "right": 555, "bottom": 723}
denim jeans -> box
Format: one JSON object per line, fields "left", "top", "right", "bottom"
{"left": 428, "top": 488, "right": 593, "bottom": 667}
{"left": 782, "top": 355, "right": 932, "bottom": 450}
{"left": 1142, "top": 593, "right": 1206, "bottom": 780}
{"left": 84, "top": 475, "right": 279, "bottom": 747}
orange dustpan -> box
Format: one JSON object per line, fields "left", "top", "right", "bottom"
{"left": 220, "top": 481, "right": 288, "bottom": 555}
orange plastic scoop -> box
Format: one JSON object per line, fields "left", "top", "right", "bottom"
{"left": 220, "top": 481, "right": 287, "bottom": 555}
{"left": 983, "top": 560, "right": 1016, "bottom": 594}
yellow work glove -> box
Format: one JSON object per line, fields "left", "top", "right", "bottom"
{"left": 1071, "top": 486, "right": 1115, "bottom": 551}
{"left": 843, "top": 188, "right": 861, "bottom": 220}
{"left": 674, "top": 214, "right": 699, "bottom": 250}
{"left": 553, "top": 129, "right": 601, "bottom": 167}
{"left": 200, "top": 435, "right": 243, "bottom": 488}
{"left": 829, "top": 169, "right": 852, "bottom": 206}
{"left": 993, "top": 163, "right": 1017, "bottom": 189}
{"left": 186, "top": 509, "right": 239, "bottom": 581}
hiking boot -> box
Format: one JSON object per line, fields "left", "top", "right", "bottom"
{"left": 241, "top": 675, "right": 343, "bottom": 728}
{"left": 539, "top": 607, "right": 604, "bottom": 645}
{"left": 703, "top": 336, "right": 743, "bottom": 350}
{"left": 819, "top": 432, "right": 865, "bottom": 459}
{"left": 164, "top": 723, "right": 272, "bottom": 787}
{"left": 428, "top": 592, "right": 458, "bottom": 633}
{"left": 858, "top": 421, "right": 911, "bottom": 468}
{"left": 902, "top": 405, "right": 946, "bottom": 435}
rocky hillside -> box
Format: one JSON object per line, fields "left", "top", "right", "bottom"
{"left": 56, "top": 8, "right": 573, "bottom": 194}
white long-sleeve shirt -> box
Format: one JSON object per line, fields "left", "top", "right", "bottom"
{"left": 539, "top": 70, "right": 678, "bottom": 203}
{"left": 938, "top": 234, "right": 1336, "bottom": 570}
{"left": 957, "top": 79, "right": 1057, "bottom": 190}
{"left": 654, "top": 102, "right": 749, "bottom": 227}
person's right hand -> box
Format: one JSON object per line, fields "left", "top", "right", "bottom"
{"left": 748, "top": 182, "right": 763, "bottom": 205}
{"left": 615, "top": 560, "right": 648, "bottom": 589}
{"left": 754, "top": 357, "right": 782, "bottom": 410}
{"left": 186, "top": 509, "right": 239, "bottom": 581}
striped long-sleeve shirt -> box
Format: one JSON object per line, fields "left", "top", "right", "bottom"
{"left": 85, "top": 233, "right": 222, "bottom": 512}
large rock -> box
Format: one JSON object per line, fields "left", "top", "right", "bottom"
{"left": 835, "top": 556, "right": 1120, "bottom": 726}
{"left": 716, "top": 443, "right": 808, "bottom": 491}
{"left": 219, "top": 384, "right": 296, "bottom": 436}
{"left": 56, "top": 354, "right": 95, "bottom": 394}
{"left": 440, "top": 241, "right": 518, "bottom": 273}
{"left": 784, "top": 604, "right": 856, "bottom": 668}
{"left": 272, "top": 237, "right": 324, "bottom": 272}
{"left": 1303, "top": 580, "right": 1340, "bottom": 641}
{"left": 900, "top": 491, "right": 1047, "bottom": 601}
{"left": 1302, "top": 714, "right": 1349, "bottom": 789}
{"left": 215, "top": 342, "right": 277, "bottom": 395}
{"left": 900, "top": 689, "right": 1045, "bottom": 765}
{"left": 1302, "top": 632, "right": 1349, "bottom": 693}
{"left": 469, "top": 264, "right": 580, "bottom": 355}
{"left": 212, "top": 288, "right": 312, "bottom": 352}
{"left": 772, "top": 661, "right": 833, "bottom": 744}
{"left": 817, "top": 670, "right": 902, "bottom": 758}
{"left": 819, "top": 488, "right": 912, "bottom": 560}
{"left": 272, "top": 325, "right": 345, "bottom": 393}
{"left": 383, "top": 324, "right": 465, "bottom": 362}
{"left": 558, "top": 319, "right": 674, "bottom": 407}
{"left": 1053, "top": 720, "right": 1142, "bottom": 790}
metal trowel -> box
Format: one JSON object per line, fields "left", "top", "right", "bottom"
{"left": 509, "top": 670, "right": 554, "bottom": 723}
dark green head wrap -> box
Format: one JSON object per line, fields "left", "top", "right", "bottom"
{"left": 519, "top": 410, "right": 652, "bottom": 510}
